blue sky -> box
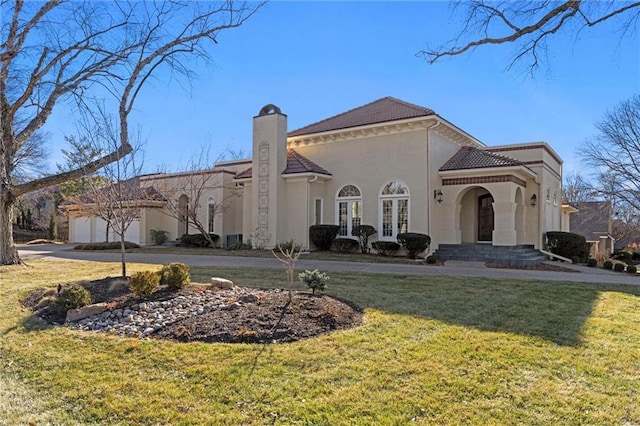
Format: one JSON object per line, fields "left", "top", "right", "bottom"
{"left": 44, "top": 1, "right": 640, "bottom": 177}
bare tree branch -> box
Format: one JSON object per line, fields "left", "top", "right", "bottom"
{"left": 419, "top": 1, "right": 640, "bottom": 72}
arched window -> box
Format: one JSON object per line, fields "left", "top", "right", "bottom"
{"left": 379, "top": 181, "right": 409, "bottom": 239}
{"left": 207, "top": 197, "right": 216, "bottom": 233}
{"left": 336, "top": 185, "right": 362, "bottom": 237}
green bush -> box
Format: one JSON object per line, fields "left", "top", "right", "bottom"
{"left": 603, "top": 261, "right": 613, "bottom": 270}
{"left": 397, "top": 232, "right": 431, "bottom": 259}
{"left": 158, "top": 263, "right": 191, "bottom": 289}
{"left": 570, "top": 256, "right": 581, "bottom": 264}
{"left": 334, "top": 238, "right": 359, "bottom": 253}
{"left": 73, "top": 241, "right": 140, "bottom": 250}
{"left": 180, "top": 233, "right": 219, "bottom": 247}
{"left": 612, "top": 250, "right": 633, "bottom": 262}
{"left": 150, "top": 229, "right": 169, "bottom": 245}
{"left": 426, "top": 255, "right": 439, "bottom": 264}
{"left": 130, "top": 271, "right": 160, "bottom": 298}
{"left": 545, "top": 232, "right": 590, "bottom": 262}
{"left": 613, "top": 263, "right": 626, "bottom": 272}
{"left": 299, "top": 269, "right": 330, "bottom": 295}
{"left": 351, "top": 224, "right": 376, "bottom": 254}
{"left": 587, "top": 258, "right": 597, "bottom": 267}
{"left": 626, "top": 265, "right": 637, "bottom": 274}
{"left": 276, "top": 239, "right": 302, "bottom": 253}
{"left": 226, "top": 241, "right": 253, "bottom": 250}
{"left": 372, "top": 241, "right": 400, "bottom": 256}
{"left": 57, "top": 284, "right": 92, "bottom": 311}
{"left": 309, "top": 225, "right": 339, "bottom": 251}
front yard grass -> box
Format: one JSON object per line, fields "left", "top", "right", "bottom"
{"left": 1, "top": 260, "right": 639, "bottom": 424}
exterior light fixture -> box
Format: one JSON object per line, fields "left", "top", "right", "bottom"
{"left": 434, "top": 189, "right": 443, "bottom": 204}
{"left": 530, "top": 194, "right": 537, "bottom": 207}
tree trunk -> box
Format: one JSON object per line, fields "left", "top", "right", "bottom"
{"left": 120, "top": 232, "right": 126, "bottom": 278}
{"left": 1, "top": 192, "right": 21, "bottom": 265}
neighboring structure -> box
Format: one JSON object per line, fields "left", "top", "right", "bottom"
{"left": 67, "top": 97, "right": 566, "bottom": 255}
{"left": 569, "top": 201, "right": 614, "bottom": 256}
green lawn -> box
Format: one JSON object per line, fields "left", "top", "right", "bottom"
{"left": 1, "top": 260, "right": 639, "bottom": 424}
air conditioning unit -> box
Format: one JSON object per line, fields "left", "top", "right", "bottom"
{"left": 224, "top": 234, "right": 243, "bottom": 248}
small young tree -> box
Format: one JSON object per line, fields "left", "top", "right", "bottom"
{"left": 271, "top": 239, "right": 303, "bottom": 303}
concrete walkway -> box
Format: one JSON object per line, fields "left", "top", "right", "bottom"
{"left": 16, "top": 243, "right": 640, "bottom": 285}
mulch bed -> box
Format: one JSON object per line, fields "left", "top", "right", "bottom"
{"left": 22, "top": 277, "right": 363, "bottom": 344}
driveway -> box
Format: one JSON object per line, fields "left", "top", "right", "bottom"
{"left": 16, "top": 243, "right": 640, "bottom": 285}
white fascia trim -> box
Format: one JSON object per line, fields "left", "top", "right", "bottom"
{"left": 281, "top": 172, "right": 332, "bottom": 181}
{"left": 439, "top": 165, "right": 537, "bottom": 180}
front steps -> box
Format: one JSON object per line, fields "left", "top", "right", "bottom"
{"left": 432, "top": 244, "right": 547, "bottom": 266}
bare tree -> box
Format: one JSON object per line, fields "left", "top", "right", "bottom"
{"left": 419, "top": 1, "right": 640, "bottom": 72}
{"left": 581, "top": 95, "right": 640, "bottom": 213}
{"left": 0, "top": 0, "right": 264, "bottom": 265}
{"left": 64, "top": 108, "right": 148, "bottom": 277}
{"left": 562, "top": 172, "right": 594, "bottom": 204}
{"left": 149, "top": 149, "right": 240, "bottom": 248}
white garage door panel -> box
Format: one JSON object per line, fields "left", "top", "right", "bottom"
{"left": 71, "top": 217, "right": 91, "bottom": 243}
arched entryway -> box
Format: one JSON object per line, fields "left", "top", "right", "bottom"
{"left": 457, "top": 186, "right": 494, "bottom": 244}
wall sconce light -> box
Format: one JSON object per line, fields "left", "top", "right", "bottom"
{"left": 530, "top": 194, "right": 537, "bottom": 207}
{"left": 434, "top": 189, "right": 443, "bottom": 204}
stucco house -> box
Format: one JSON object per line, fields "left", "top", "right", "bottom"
{"left": 569, "top": 201, "right": 615, "bottom": 256}
{"left": 67, "top": 97, "right": 566, "bottom": 262}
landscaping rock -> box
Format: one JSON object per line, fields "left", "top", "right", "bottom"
{"left": 211, "top": 277, "right": 234, "bottom": 288}
{"left": 65, "top": 302, "right": 108, "bottom": 323}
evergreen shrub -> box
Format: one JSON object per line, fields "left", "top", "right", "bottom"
{"left": 309, "top": 225, "right": 339, "bottom": 251}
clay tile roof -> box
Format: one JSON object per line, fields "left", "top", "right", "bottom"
{"left": 439, "top": 146, "right": 526, "bottom": 171}
{"left": 288, "top": 97, "right": 436, "bottom": 137}
{"left": 63, "top": 178, "right": 165, "bottom": 205}
{"left": 283, "top": 149, "right": 332, "bottom": 175}
{"left": 233, "top": 150, "right": 332, "bottom": 180}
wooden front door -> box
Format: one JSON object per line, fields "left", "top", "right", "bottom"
{"left": 478, "top": 194, "right": 494, "bottom": 242}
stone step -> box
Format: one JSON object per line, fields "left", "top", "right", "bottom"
{"left": 432, "top": 244, "right": 547, "bottom": 266}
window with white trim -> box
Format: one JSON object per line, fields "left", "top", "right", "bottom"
{"left": 336, "top": 185, "right": 362, "bottom": 237}
{"left": 379, "top": 181, "right": 409, "bottom": 239}
{"left": 207, "top": 197, "right": 215, "bottom": 233}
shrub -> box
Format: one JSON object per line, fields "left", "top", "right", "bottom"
{"left": 226, "top": 241, "right": 253, "bottom": 250}
{"left": 587, "top": 258, "right": 597, "bottom": 267}
{"left": 158, "top": 263, "right": 191, "bottom": 289}
{"left": 277, "top": 239, "right": 302, "bottom": 253}
{"left": 612, "top": 250, "right": 633, "bottom": 262}
{"left": 397, "top": 232, "right": 431, "bottom": 259}
{"left": 180, "top": 233, "right": 219, "bottom": 247}
{"left": 299, "top": 269, "right": 330, "bottom": 295}
{"left": 372, "top": 241, "right": 400, "bottom": 256}
{"left": 545, "top": 231, "right": 590, "bottom": 262}
{"left": 570, "top": 256, "right": 581, "bottom": 264}
{"left": 73, "top": 241, "right": 140, "bottom": 250}
{"left": 351, "top": 224, "right": 376, "bottom": 254}
{"left": 426, "top": 255, "right": 439, "bottom": 264}
{"left": 626, "top": 265, "right": 637, "bottom": 274}
{"left": 614, "top": 263, "right": 626, "bottom": 272}
{"left": 150, "top": 229, "right": 169, "bottom": 245}
{"left": 603, "top": 260, "right": 613, "bottom": 270}
{"left": 130, "top": 271, "right": 160, "bottom": 298}
{"left": 57, "top": 284, "right": 91, "bottom": 311}
{"left": 334, "top": 238, "right": 359, "bottom": 253}
{"left": 309, "top": 225, "right": 339, "bottom": 251}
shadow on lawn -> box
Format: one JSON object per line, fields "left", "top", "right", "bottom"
{"left": 336, "top": 275, "right": 640, "bottom": 346}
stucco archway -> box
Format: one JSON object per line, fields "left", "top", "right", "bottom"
{"left": 455, "top": 186, "right": 494, "bottom": 244}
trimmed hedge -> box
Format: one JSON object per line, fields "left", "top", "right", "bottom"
{"left": 603, "top": 260, "right": 613, "bottom": 270}
{"left": 627, "top": 265, "right": 637, "bottom": 274}
{"left": 614, "top": 263, "right": 626, "bottom": 272}
{"left": 309, "top": 225, "right": 339, "bottom": 251}
{"left": 352, "top": 224, "right": 376, "bottom": 254}
{"left": 372, "top": 241, "right": 400, "bottom": 256}
{"left": 546, "top": 231, "right": 590, "bottom": 262}
{"left": 180, "top": 233, "right": 219, "bottom": 248}
{"left": 397, "top": 232, "right": 431, "bottom": 259}
{"left": 334, "top": 238, "right": 359, "bottom": 253}
{"left": 73, "top": 241, "right": 140, "bottom": 250}
{"left": 587, "top": 258, "right": 597, "bottom": 267}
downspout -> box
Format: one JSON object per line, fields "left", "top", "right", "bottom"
{"left": 426, "top": 119, "right": 441, "bottom": 249}
{"left": 306, "top": 175, "right": 319, "bottom": 250}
